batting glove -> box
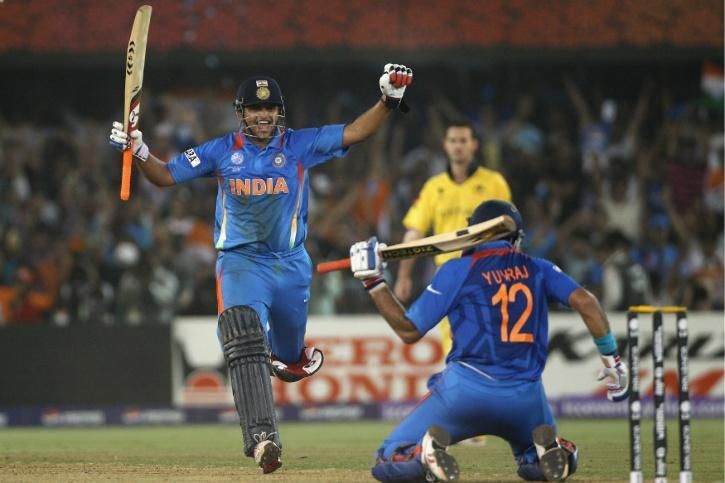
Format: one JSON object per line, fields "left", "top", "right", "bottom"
{"left": 379, "top": 63, "right": 412, "bottom": 112}
{"left": 597, "top": 353, "right": 629, "bottom": 402}
{"left": 350, "top": 237, "right": 387, "bottom": 290}
{"left": 110, "top": 121, "right": 149, "bottom": 162}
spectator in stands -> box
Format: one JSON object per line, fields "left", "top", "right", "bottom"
{"left": 600, "top": 230, "right": 651, "bottom": 310}
{"left": 634, "top": 214, "right": 679, "bottom": 304}
{"left": 559, "top": 229, "right": 603, "bottom": 296}
{"left": 591, "top": 156, "right": 645, "bottom": 242}
{"left": 0, "top": 264, "right": 54, "bottom": 325}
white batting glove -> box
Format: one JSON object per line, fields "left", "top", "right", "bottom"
{"left": 379, "top": 63, "right": 413, "bottom": 111}
{"left": 109, "top": 121, "right": 149, "bottom": 162}
{"left": 597, "top": 354, "right": 629, "bottom": 402}
{"left": 350, "top": 237, "right": 387, "bottom": 290}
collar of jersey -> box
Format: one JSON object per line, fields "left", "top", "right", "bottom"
{"left": 446, "top": 162, "right": 478, "bottom": 183}
{"left": 469, "top": 240, "right": 514, "bottom": 257}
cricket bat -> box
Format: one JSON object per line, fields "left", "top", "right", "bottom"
{"left": 120, "top": 5, "right": 152, "bottom": 201}
{"left": 316, "top": 215, "right": 516, "bottom": 273}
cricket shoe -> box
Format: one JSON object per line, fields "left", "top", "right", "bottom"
{"left": 271, "top": 347, "right": 324, "bottom": 382}
{"left": 532, "top": 424, "right": 575, "bottom": 481}
{"left": 253, "top": 439, "right": 282, "bottom": 474}
{"left": 420, "top": 425, "right": 460, "bottom": 482}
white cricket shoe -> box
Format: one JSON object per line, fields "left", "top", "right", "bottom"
{"left": 420, "top": 425, "right": 459, "bottom": 481}
{"left": 253, "top": 439, "right": 282, "bottom": 474}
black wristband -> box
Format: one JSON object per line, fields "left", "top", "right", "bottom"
{"left": 381, "top": 95, "right": 399, "bottom": 110}
{"left": 380, "top": 95, "right": 410, "bottom": 113}
{"left": 362, "top": 276, "right": 386, "bottom": 291}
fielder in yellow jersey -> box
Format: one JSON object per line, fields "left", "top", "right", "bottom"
{"left": 402, "top": 166, "right": 512, "bottom": 267}
{"left": 395, "top": 121, "right": 511, "bottom": 447}
{"left": 395, "top": 120, "right": 512, "bottom": 352}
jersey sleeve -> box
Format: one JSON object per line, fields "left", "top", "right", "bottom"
{"left": 402, "top": 181, "right": 435, "bottom": 234}
{"left": 289, "top": 125, "right": 349, "bottom": 169}
{"left": 167, "top": 137, "right": 223, "bottom": 183}
{"left": 405, "top": 259, "right": 469, "bottom": 336}
{"left": 537, "top": 258, "right": 582, "bottom": 306}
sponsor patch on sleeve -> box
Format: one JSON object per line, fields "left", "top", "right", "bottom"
{"left": 184, "top": 149, "right": 200, "bottom": 167}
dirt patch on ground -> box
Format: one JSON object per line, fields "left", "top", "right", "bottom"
{"left": 0, "top": 463, "right": 376, "bottom": 482}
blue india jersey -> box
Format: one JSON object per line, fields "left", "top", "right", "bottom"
{"left": 406, "top": 240, "right": 581, "bottom": 381}
{"left": 167, "top": 126, "right": 348, "bottom": 253}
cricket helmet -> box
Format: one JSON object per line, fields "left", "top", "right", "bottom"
{"left": 234, "top": 75, "right": 285, "bottom": 110}
{"left": 468, "top": 199, "right": 525, "bottom": 246}
{"left": 233, "top": 75, "right": 286, "bottom": 134}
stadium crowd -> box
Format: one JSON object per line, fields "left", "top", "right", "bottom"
{"left": 0, "top": 65, "right": 722, "bottom": 325}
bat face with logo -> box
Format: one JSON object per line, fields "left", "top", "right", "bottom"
{"left": 120, "top": 5, "right": 152, "bottom": 201}
{"left": 317, "top": 215, "right": 516, "bottom": 273}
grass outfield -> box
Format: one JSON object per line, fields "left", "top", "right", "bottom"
{"left": 0, "top": 419, "right": 722, "bottom": 482}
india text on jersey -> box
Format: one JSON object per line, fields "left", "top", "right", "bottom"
{"left": 228, "top": 177, "right": 289, "bottom": 197}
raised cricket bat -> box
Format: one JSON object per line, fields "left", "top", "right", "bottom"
{"left": 316, "top": 215, "right": 516, "bottom": 273}
{"left": 120, "top": 5, "right": 152, "bottom": 201}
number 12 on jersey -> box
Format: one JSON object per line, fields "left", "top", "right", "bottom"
{"left": 492, "top": 282, "right": 534, "bottom": 343}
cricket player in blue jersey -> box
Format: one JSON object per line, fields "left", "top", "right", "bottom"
{"left": 110, "top": 63, "right": 413, "bottom": 474}
{"left": 349, "top": 200, "right": 629, "bottom": 482}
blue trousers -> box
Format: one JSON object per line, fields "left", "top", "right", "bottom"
{"left": 378, "top": 362, "right": 556, "bottom": 467}
{"left": 215, "top": 245, "right": 312, "bottom": 363}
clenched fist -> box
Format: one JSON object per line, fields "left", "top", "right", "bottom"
{"left": 379, "top": 63, "right": 413, "bottom": 112}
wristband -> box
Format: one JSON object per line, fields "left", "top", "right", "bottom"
{"left": 362, "top": 276, "right": 386, "bottom": 292}
{"left": 593, "top": 331, "right": 617, "bottom": 356}
{"left": 380, "top": 96, "right": 410, "bottom": 113}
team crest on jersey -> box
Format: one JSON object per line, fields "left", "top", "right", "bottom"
{"left": 231, "top": 152, "right": 244, "bottom": 165}
{"left": 273, "top": 153, "right": 286, "bottom": 167}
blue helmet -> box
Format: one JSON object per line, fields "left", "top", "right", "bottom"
{"left": 468, "top": 199, "right": 524, "bottom": 245}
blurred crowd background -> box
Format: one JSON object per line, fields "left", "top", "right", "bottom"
{"left": 0, "top": 0, "right": 722, "bottom": 326}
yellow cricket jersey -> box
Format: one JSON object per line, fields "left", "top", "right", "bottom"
{"left": 402, "top": 166, "right": 512, "bottom": 266}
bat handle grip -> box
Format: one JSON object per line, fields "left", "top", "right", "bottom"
{"left": 120, "top": 147, "right": 133, "bottom": 201}
{"left": 316, "top": 258, "right": 351, "bottom": 273}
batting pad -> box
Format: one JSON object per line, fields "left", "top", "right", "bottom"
{"left": 218, "top": 305, "right": 280, "bottom": 456}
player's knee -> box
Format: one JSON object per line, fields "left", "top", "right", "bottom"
{"left": 218, "top": 305, "right": 268, "bottom": 364}
{"left": 517, "top": 462, "right": 546, "bottom": 481}
{"left": 371, "top": 459, "right": 425, "bottom": 482}
{"left": 376, "top": 441, "right": 417, "bottom": 463}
